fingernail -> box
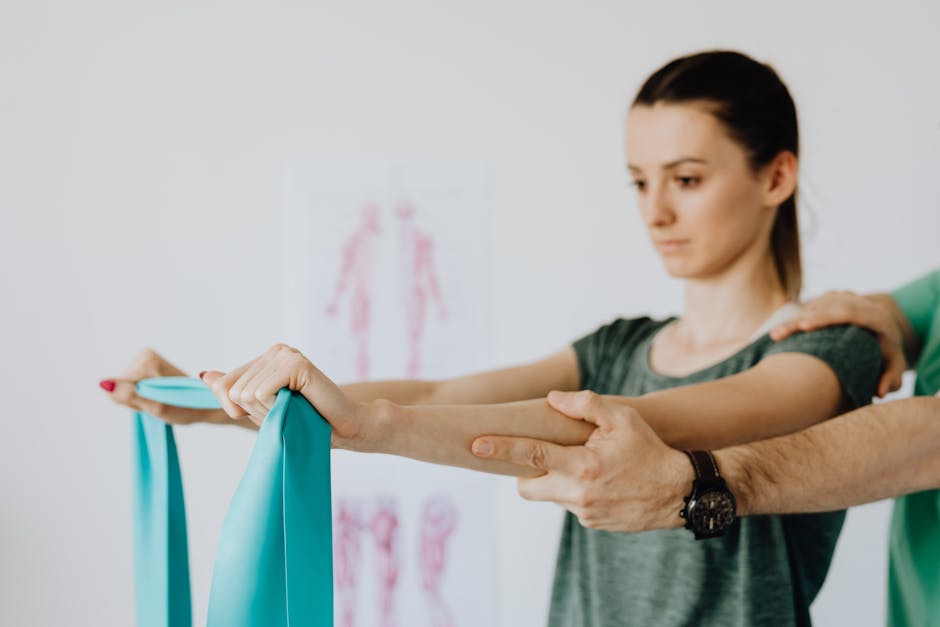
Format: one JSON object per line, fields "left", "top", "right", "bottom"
{"left": 198, "top": 371, "right": 207, "bottom": 381}
{"left": 473, "top": 440, "right": 492, "bottom": 457}
{"left": 99, "top": 379, "right": 116, "bottom": 393}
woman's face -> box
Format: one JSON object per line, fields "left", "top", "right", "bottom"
{"left": 626, "top": 102, "right": 777, "bottom": 281}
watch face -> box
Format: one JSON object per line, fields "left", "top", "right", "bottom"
{"left": 689, "top": 490, "right": 736, "bottom": 535}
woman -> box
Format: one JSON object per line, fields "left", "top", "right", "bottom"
{"left": 103, "top": 51, "right": 882, "bottom": 626}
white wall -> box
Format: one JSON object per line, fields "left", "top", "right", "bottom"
{"left": 2, "top": 1, "right": 939, "bottom": 625}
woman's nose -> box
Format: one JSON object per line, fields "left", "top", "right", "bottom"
{"left": 640, "top": 185, "right": 675, "bottom": 228}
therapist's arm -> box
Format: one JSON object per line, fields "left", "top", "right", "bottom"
{"left": 720, "top": 395, "right": 940, "bottom": 516}
{"left": 473, "top": 391, "right": 940, "bottom": 531}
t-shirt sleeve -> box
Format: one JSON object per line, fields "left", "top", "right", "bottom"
{"left": 572, "top": 317, "right": 651, "bottom": 391}
{"left": 892, "top": 268, "right": 940, "bottom": 345}
{"left": 764, "top": 324, "right": 882, "bottom": 409}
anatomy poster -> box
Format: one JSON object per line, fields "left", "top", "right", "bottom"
{"left": 284, "top": 162, "right": 499, "bottom": 627}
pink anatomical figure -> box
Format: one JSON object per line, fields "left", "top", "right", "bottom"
{"left": 325, "top": 203, "right": 382, "bottom": 381}
{"left": 418, "top": 496, "right": 459, "bottom": 627}
{"left": 370, "top": 498, "right": 401, "bottom": 627}
{"left": 396, "top": 201, "right": 447, "bottom": 378}
{"left": 334, "top": 499, "right": 364, "bottom": 627}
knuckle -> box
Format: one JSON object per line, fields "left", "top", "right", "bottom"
{"left": 574, "top": 489, "right": 594, "bottom": 509}
{"left": 280, "top": 343, "right": 299, "bottom": 355}
{"left": 526, "top": 445, "right": 547, "bottom": 469}
{"left": 137, "top": 348, "right": 162, "bottom": 370}
{"left": 575, "top": 389, "right": 595, "bottom": 403}
{"left": 577, "top": 390, "right": 599, "bottom": 409}
{"left": 578, "top": 461, "right": 600, "bottom": 483}
{"left": 269, "top": 343, "right": 291, "bottom": 355}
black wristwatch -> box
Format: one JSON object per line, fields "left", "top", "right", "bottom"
{"left": 678, "top": 450, "right": 737, "bottom": 540}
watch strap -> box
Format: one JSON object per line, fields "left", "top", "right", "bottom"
{"left": 684, "top": 450, "right": 720, "bottom": 483}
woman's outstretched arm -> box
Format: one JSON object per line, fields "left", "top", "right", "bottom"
{"left": 101, "top": 345, "right": 579, "bottom": 430}
{"left": 202, "top": 340, "right": 871, "bottom": 477}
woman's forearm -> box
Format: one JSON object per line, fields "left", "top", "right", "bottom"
{"left": 339, "top": 349, "right": 580, "bottom": 407}
{"left": 341, "top": 380, "right": 440, "bottom": 405}
{"left": 337, "top": 398, "right": 595, "bottom": 477}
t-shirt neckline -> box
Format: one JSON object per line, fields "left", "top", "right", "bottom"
{"left": 643, "top": 302, "right": 801, "bottom": 381}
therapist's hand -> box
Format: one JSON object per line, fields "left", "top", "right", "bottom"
{"left": 100, "top": 348, "right": 236, "bottom": 426}
{"left": 471, "top": 391, "right": 691, "bottom": 533}
{"left": 200, "top": 343, "right": 371, "bottom": 446}
{"left": 770, "top": 291, "right": 906, "bottom": 397}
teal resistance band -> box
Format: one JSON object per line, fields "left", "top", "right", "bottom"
{"left": 132, "top": 376, "right": 333, "bottom": 627}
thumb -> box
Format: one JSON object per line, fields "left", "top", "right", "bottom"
{"left": 199, "top": 370, "right": 251, "bottom": 421}
{"left": 546, "top": 390, "right": 585, "bottom": 419}
{"left": 103, "top": 377, "right": 176, "bottom": 422}
{"left": 546, "top": 390, "right": 611, "bottom": 428}
{"left": 199, "top": 370, "right": 225, "bottom": 385}
{"left": 103, "top": 378, "right": 142, "bottom": 407}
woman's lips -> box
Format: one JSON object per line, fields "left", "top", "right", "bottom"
{"left": 654, "top": 239, "right": 690, "bottom": 254}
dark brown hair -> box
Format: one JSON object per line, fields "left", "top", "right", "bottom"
{"left": 634, "top": 50, "right": 801, "bottom": 299}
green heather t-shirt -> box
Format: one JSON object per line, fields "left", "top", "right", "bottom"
{"left": 888, "top": 269, "right": 940, "bottom": 627}
{"left": 549, "top": 317, "right": 881, "bottom": 627}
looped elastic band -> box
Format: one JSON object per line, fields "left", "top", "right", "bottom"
{"left": 131, "top": 376, "right": 333, "bottom": 627}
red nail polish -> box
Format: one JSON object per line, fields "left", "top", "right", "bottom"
{"left": 99, "top": 380, "right": 116, "bottom": 393}
{"left": 198, "top": 371, "right": 207, "bottom": 381}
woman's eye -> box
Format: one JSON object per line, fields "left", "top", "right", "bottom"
{"left": 676, "top": 176, "right": 700, "bottom": 188}
{"left": 630, "top": 179, "right": 647, "bottom": 191}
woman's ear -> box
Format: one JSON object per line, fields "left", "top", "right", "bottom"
{"left": 763, "top": 150, "right": 798, "bottom": 207}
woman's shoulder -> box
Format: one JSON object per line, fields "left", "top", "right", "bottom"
{"left": 761, "top": 323, "right": 883, "bottom": 408}
{"left": 764, "top": 323, "right": 880, "bottom": 357}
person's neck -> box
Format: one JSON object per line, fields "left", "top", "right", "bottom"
{"left": 676, "top": 254, "right": 790, "bottom": 348}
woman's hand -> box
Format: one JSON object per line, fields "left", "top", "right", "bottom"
{"left": 200, "top": 343, "right": 372, "bottom": 445}
{"left": 471, "top": 391, "right": 690, "bottom": 532}
{"left": 100, "top": 348, "right": 239, "bottom": 427}
{"left": 770, "top": 291, "right": 907, "bottom": 397}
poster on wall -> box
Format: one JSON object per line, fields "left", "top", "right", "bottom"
{"left": 284, "top": 161, "right": 498, "bottom": 627}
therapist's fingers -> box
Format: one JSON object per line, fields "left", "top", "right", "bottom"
{"left": 878, "top": 343, "right": 906, "bottom": 397}
{"left": 472, "top": 435, "right": 585, "bottom": 475}
{"left": 516, "top": 473, "right": 584, "bottom": 505}
{"left": 201, "top": 369, "right": 252, "bottom": 422}
{"left": 769, "top": 319, "right": 802, "bottom": 341}
{"left": 769, "top": 292, "right": 853, "bottom": 340}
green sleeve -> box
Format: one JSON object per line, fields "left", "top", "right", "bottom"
{"left": 572, "top": 317, "right": 651, "bottom": 391}
{"left": 892, "top": 269, "right": 940, "bottom": 344}
{"left": 764, "top": 324, "right": 882, "bottom": 409}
